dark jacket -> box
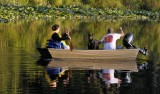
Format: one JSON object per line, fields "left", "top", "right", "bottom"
{"left": 47, "top": 33, "right": 69, "bottom": 49}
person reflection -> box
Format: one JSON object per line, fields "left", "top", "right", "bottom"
{"left": 99, "top": 69, "right": 132, "bottom": 94}
{"left": 46, "top": 67, "right": 71, "bottom": 88}
{"left": 99, "top": 69, "right": 121, "bottom": 89}
{"left": 46, "top": 67, "right": 65, "bottom": 88}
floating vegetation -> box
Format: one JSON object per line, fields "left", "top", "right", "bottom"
{"left": 0, "top": 4, "right": 160, "bottom": 23}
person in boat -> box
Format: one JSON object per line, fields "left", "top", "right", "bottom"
{"left": 47, "top": 24, "right": 71, "bottom": 49}
{"left": 100, "top": 27, "right": 124, "bottom": 50}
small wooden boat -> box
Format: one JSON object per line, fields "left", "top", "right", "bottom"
{"left": 37, "top": 48, "right": 139, "bottom": 72}
{"left": 37, "top": 48, "right": 139, "bottom": 60}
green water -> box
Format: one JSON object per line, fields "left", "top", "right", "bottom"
{"left": 0, "top": 19, "right": 160, "bottom": 94}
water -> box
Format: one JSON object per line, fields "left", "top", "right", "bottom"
{"left": 0, "top": 20, "right": 160, "bottom": 94}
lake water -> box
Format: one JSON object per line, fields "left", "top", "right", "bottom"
{"left": 0, "top": 19, "right": 160, "bottom": 94}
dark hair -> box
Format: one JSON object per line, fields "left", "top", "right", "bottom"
{"left": 52, "top": 24, "right": 59, "bottom": 31}
{"left": 108, "top": 28, "right": 113, "bottom": 34}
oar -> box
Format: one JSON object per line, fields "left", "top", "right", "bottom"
{"left": 66, "top": 30, "right": 73, "bottom": 51}
{"left": 69, "top": 38, "right": 74, "bottom": 51}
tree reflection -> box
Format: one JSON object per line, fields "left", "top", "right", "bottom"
{"left": 0, "top": 19, "right": 160, "bottom": 94}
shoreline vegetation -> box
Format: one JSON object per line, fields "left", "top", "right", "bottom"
{"left": 0, "top": 4, "right": 160, "bottom": 23}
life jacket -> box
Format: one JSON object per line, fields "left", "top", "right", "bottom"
{"left": 47, "top": 67, "right": 64, "bottom": 75}
{"left": 47, "top": 40, "right": 63, "bottom": 49}
{"left": 47, "top": 33, "right": 69, "bottom": 49}
{"left": 47, "top": 67, "right": 65, "bottom": 80}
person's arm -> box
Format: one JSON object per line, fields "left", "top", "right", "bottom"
{"left": 120, "top": 27, "right": 124, "bottom": 37}
{"left": 65, "top": 30, "right": 71, "bottom": 40}
{"left": 100, "top": 36, "right": 105, "bottom": 44}
{"left": 61, "top": 33, "right": 71, "bottom": 40}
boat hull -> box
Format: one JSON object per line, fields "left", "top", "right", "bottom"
{"left": 37, "top": 48, "right": 139, "bottom": 72}
{"left": 37, "top": 48, "right": 139, "bottom": 59}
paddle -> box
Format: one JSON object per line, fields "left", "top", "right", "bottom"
{"left": 69, "top": 38, "right": 74, "bottom": 51}
{"left": 66, "top": 30, "right": 73, "bottom": 51}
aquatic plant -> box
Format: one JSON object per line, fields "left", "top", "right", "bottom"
{"left": 0, "top": 4, "right": 160, "bottom": 23}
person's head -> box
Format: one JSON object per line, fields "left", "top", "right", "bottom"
{"left": 52, "top": 24, "right": 60, "bottom": 32}
{"left": 107, "top": 28, "right": 114, "bottom": 34}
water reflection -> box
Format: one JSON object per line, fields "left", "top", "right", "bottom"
{"left": 0, "top": 19, "right": 160, "bottom": 94}
{"left": 37, "top": 59, "right": 72, "bottom": 89}
{"left": 37, "top": 58, "right": 138, "bottom": 94}
{"left": 100, "top": 69, "right": 120, "bottom": 91}
{"left": 46, "top": 67, "right": 71, "bottom": 88}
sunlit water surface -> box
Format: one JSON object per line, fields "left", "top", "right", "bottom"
{"left": 0, "top": 20, "right": 160, "bottom": 94}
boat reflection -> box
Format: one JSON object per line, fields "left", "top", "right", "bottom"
{"left": 36, "top": 58, "right": 137, "bottom": 92}
{"left": 46, "top": 58, "right": 138, "bottom": 72}
{"left": 36, "top": 58, "right": 152, "bottom": 94}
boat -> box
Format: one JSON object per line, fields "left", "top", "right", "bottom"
{"left": 37, "top": 48, "right": 139, "bottom": 60}
{"left": 37, "top": 48, "right": 139, "bottom": 72}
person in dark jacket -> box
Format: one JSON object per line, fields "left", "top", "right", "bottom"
{"left": 47, "top": 24, "right": 71, "bottom": 49}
